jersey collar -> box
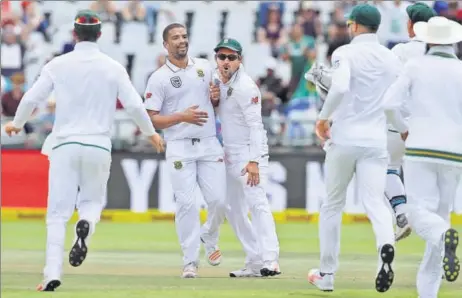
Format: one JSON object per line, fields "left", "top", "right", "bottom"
{"left": 165, "top": 57, "right": 195, "bottom": 73}
{"left": 74, "top": 41, "right": 100, "bottom": 52}
{"left": 427, "top": 45, "right": 457, "bottom": 57}
{"left": 350, "top": 33, "right": 379, "bottom": 44}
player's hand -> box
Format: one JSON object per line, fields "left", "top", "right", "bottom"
{"left": 181, "top": 105, "right": 208, "bottom": 126}
{"left": 315, "top": 119, "right": 330, "bottom": 141}
{"left": 242, "top": 162, "right": 260, "bottom": 187}
{"left": 400, "top": 131, "right": 408, "bottom": 141}
{"left": 209, "top": 82, "right": 220, "bottom": 106}
{"left": 149, "top": 133, "right": 165, "bottom": 153}
{"left": 3, "top": 121, "right": 22, "bottom": 136}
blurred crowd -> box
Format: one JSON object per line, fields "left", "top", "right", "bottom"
{"left": 1, "top": 0, "right": 462, "bottom": 150}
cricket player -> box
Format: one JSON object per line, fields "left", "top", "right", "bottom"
{"left": 307, "top": 4, "right": 401, "bottom": 293}
{"left": 383, "top": 16, "right": 462, "bottom": 298}
{"left": 385, "top": 2, "right": 437, "bottom": 241}
{"left": 144, "top": 23, "right": 227, "bottom": 278}
{"left": 211, "top": 38, "right": 281, "bottom": 277}
{"left": 4, "top": 10, "right": 164, "bottom": 291}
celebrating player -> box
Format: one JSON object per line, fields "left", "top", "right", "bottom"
{"left": 307, "top": 4, "right": 401, "bottom": 293}
{"left": 4, "top": 10, "right": 164, "bottom": 291}
{"left": 384, "top": 16, "right": 462, "bottom": 298}
{"left": 144, "top": 23, "right": 227, "bottom": 278}
{"left": 212, "top": 38, "right": 281, "bottom": 277}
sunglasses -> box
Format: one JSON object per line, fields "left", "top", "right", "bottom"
{"left": 217, "top": 53, "right": 239, "bottom": 61}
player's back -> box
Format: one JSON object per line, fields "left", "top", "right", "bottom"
{"left": 46, "top": 42, "right": 124, "bottom": 140}
{"left": 405, "top": 53, "right": 462, "bottom": 160}
{"left": 331, "top": 34, "right": 401, "bottom": 148}
{"left": 391, "top": 39, "right": 426, "bottom": 64}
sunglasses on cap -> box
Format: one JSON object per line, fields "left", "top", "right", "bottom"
{"left": 217, "top": 53, "right": 239, "bottom": 61}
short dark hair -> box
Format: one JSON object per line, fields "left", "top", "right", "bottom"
{"left": 162, "top": 23, "right": 186, "bottom": 42}
{"left": 75, "top": 28, "right": 99, "bottom": 42}
{"left": 368, "top": 26, "right": 379, "bottom": 33}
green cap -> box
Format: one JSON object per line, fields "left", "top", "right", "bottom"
{"left": 214, "top": 38, "right": 243, "bottom": 55}
{"left": 347, "top": 4, "right": 381, "bottom": 29}
{"left": 406, "top": 3, "right": 436, "bottom": 24}
{"left": 74, "top": 10, "right": 102, "bottom": 36}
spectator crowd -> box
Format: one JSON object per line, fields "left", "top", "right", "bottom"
{"left": 2, "top": 0, "right": 462, "bottom": 150}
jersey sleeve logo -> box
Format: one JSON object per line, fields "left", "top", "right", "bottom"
{"left": 332, "top": 60, "right": 340, "bottom": 69}
{"left": 145, "top": 92, "right": 152, "bottom": 99}
{"left": 170, "top": 76, "right": 182, "bottom": 88}
{"left": 251, "top": 96, "right": 259, "bottom": 104}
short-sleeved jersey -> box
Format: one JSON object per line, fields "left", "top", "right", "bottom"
{"left": 144, "top": 57, "right": 217, "bottom": 141}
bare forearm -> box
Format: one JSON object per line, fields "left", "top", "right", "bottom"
{"left": 150, "top": 113, "right": 184, "bottom": 129}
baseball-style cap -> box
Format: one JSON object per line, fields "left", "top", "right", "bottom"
{"left": 406, "top": 3, "right": 436, "bottom": 24}
{"left": 347, "top": 4, "right": 381, "bottom": 29}
{"left": 74, "top": 10, "right": 102, "bottom": 36}
{"left": 214, "top": 38, "right": 243, "bottom": 55}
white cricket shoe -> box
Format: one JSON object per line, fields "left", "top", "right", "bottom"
{"left": 307, "top": 269, "right": 334, "bottom": 292}
{"left": 201, "top": 237, "right": 222, "bottom": 266}
{"left": 182, "top": 262, "right": 198, "bottom": 278}
{"left": 230, "top": 266, "right": 262, "bottom": 278}
{"left": 395, "top": 214, "right": 412, "bottom": 241}
{"left": 260, "top": 261, "right": 281, "bottom": 277}
{"left": 36, "top": 279, "right": 61, "bottom": 292}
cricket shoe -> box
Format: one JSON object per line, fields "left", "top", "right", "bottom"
{"left": 182, "top": 262, "right": 198, "bottom": 278}
{"left": 260, "top": 261, "right": 281, "bottom": 277}
{"left": 201, "top": 237, "right": 222, "bottom": 266}
{"left": 375, "top": 244, "right": 395, "bottom": 293}
{"left": 442, "top": 228, "right": 460, "bottom": 282}
{"left": 395, "top": 214, "right": 412, "bottom": 242}
{"left": 307, "top": 269, "right": 334, "bottom": 292}
{"left": 69, "top": 219, "right": 90, "bottom": 267}
{"left": 230, "top": 266, "right": 262, "bottom": 278}
{"left": 36, "top": 279, "right": 61, "bottom": 292}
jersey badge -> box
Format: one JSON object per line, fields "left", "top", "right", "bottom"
{"left": 251, "top": 96, "right": 259, "bottom": 104}
{"left": 170, "top": 76, "right": 182, "bottom": 88}
{"left": 145, "top": 92, "right": 152, "bottom": 99}
{"left": 332, "top": 60, "right": 340, "bottom": 69}
{"left": 227, "top": 87, "right": 233, "bottom": 98}
{"left": 174, "top": 161, "right": 183, "bottom": 170}
{"left": 197, "top": 69, "right": 204, "bottom": 78}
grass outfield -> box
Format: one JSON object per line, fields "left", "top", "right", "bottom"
{"left": 1, "top": 222, "right": 461, "bottom": 298}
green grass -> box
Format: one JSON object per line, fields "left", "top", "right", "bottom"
{"left": 1, "top": 221, "right": 461, "bottom": 297}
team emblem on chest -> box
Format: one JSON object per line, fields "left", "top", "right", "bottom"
{"left": 170, "top": 76, "right": 182, "bottom": 88}
{"left": 197, "top": 69, "right": 204, "bottom": 78}
{"left": 174, "top": 161, "right": 183, "bottom": 170}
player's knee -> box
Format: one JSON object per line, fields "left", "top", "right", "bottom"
{"left": 320, "top": 197, "right": 345, "bottom": 212}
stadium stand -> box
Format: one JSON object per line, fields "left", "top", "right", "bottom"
{"left": 1, "top": 0, "right": 461, "bottom": 151}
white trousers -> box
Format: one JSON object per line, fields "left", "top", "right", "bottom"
{"left": 225, "top": 150, "right": 279, "bottom": 267}
{"left": 387, "top": 130, "right": 405, "bottom": 171}
{"left": 44, "top": 143, "right": 111, "bottom": 281}
{"left": 320, "top": 144, "right": 395, "bottom": 273}
{"left": 385, "top": 130, "right": 407, "bottom": 214}
{"left": 166, "top": 136, "right": 227, "bottom": 266}
{"left": 403, "top": 159, "right": 462, "bottom": 298}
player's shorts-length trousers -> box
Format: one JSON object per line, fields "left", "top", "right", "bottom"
{"left": 45, "top": 142, "right": 111, "bottom": 279}
{"left": 403, "top": 159, "right": 462, "bottom": 298}
{"left": 224, "top": 146, "right": 279, "bottom": 266}
{"left": 166, "top": 136, "right": 227, "bottom": 266}
{"left": 320, "top": 144, "right": 395, "bottom": 274}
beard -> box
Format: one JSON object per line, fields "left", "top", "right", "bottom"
{"left": 173, "top": 45, "right": 188, "bottom": 59}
